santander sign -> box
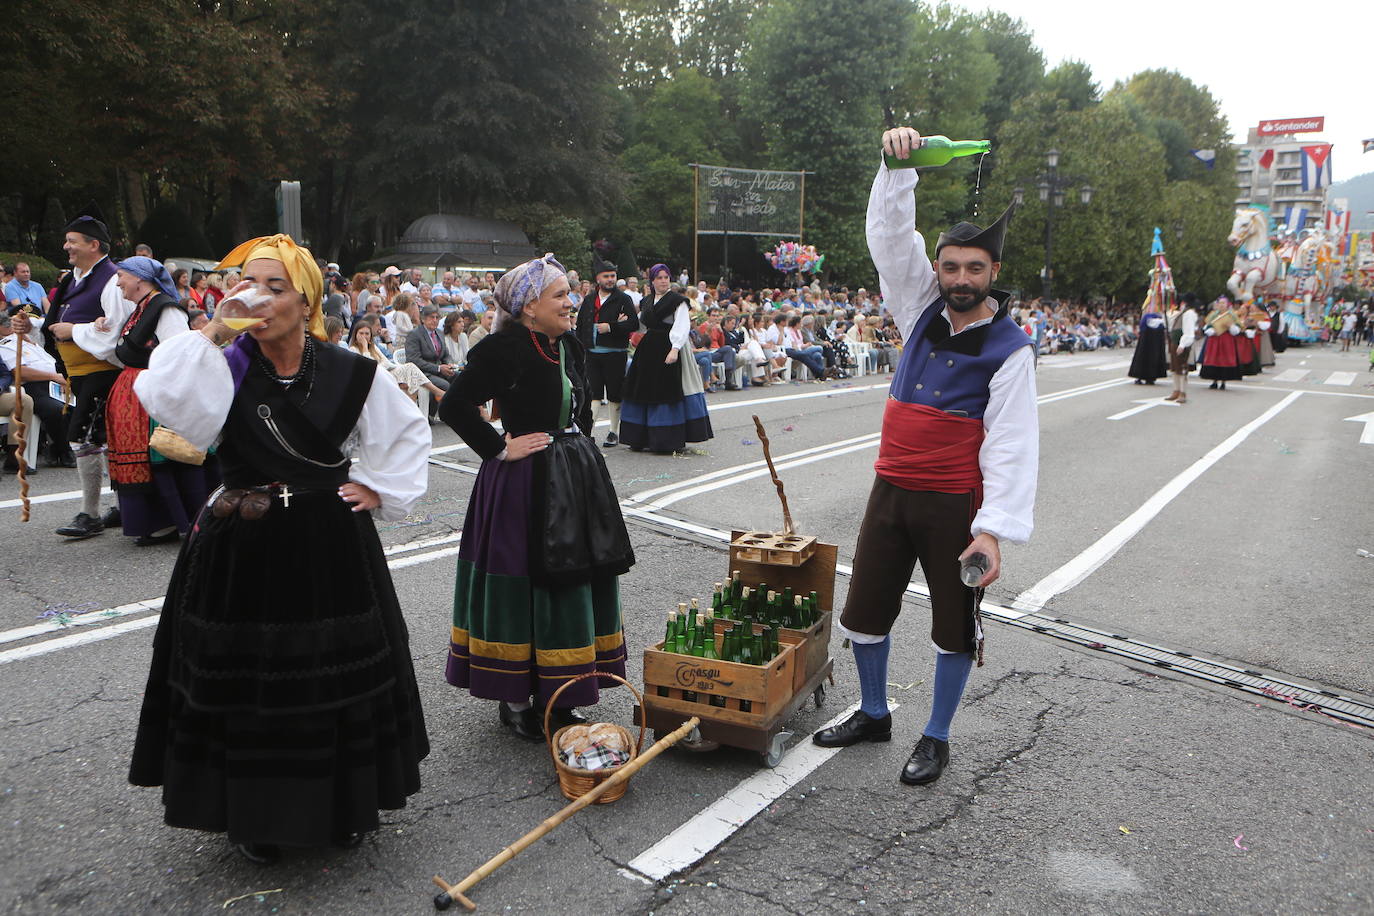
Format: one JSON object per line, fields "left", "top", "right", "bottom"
{"left": 1258, "top": 117, "right": 1325, "bottom": 135}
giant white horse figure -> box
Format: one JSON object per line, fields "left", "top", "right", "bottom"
{"left": 1226, "top": 208, "right": 1280, "bottom": 304}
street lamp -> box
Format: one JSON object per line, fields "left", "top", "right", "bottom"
{"left": 1012, "top": 149, "right": 1094, "bottom": 301}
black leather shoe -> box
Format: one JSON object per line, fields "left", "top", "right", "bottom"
{"left": 55, "top": 513, "right": 104, "bottom": 539}
{"left": 100, "top": 505, "right": 122, "bottom": 528}
{"left": 541, "top": 706, "right": 588, "bottom": 733}
{"left": 332, "top": 831, "right": 364, "bottom": 849}
{"left": 900, "top": 735, "right": 950, "bottom": 785}
{"left": 232, "top": 841, "right": 281, "bottom": 865}
{"left": 499, "top": 702, "right": 544, "bottom": 742}
{"left": 602, "top": 432, "right": 619, "bottom": 448}
{"left": 812, "top": 709, "right": 892, "bottom": 748}
{"left": 724, "top": 383, "right": 740, "bottom": 390}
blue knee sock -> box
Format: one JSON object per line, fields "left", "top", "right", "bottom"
{"left": 923, "top": 651, "right": 974, "bottom": 741}
{"left": 852, "top": 637, "right": 891, "bottom": 718}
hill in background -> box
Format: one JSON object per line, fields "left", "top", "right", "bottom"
{"left": 1330, "top": 170, "right": 1374, "bottom": 230}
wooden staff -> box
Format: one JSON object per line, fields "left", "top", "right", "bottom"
{"left": 751, "top": 415, "right": 795, "bottom": 536}
{"left": 10, "top": 327, "right": 30, "bottom": 521}
{"left": 431, "top": 716, "right": 702, "bottom": 912}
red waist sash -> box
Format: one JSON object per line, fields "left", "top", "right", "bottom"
{"left": 874, "top": 399, "right": 984, "bottom": 496}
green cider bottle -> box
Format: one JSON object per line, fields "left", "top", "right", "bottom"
{"left": 752, "top": 633, "right": 766, "bottom": 665}
{"left": 663, "top": 611, "right": 678, "bottom": 652}
{"left": 883, "top": 136, "right": 990, "bottom": 170}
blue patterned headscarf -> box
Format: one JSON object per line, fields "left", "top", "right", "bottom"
{"left": 115, "top": 256, "right": 178, "bottom": 301}
{"left": 493, "top": 253, "right": 566, "bottom": 327}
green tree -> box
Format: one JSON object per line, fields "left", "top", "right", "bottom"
{"left": 977, "top": 11, "right": 1045, "bottom": 137}
{"left": 892, "top": 3, "right": 999, "bottom": 247}
{"left": 744, "top": 0, "right": 910, "bottom": 283}
{"left": 1044, "top": 61, "right": 1100, "bottom": 111}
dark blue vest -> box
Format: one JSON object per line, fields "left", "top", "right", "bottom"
{"left": 48, "top": 256, "right": 117, "bottom": 325}
{"left": 889, "top": 296, "right": 1032, "bottom": 419}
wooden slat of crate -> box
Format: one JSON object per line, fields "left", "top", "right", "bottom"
{"left": 781, "top": 610, "right": 833, "bottom": 693}
{"left": 642, "top": 640, "right": 797, "bottom": 728}
{"left": 730, "top": 531, "right": 817, "bottom": 567}
{"left": 728, "top": 531, "right": 837, "bottom": 613}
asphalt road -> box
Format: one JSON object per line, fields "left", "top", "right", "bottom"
{"left": 1, "top": 340, "right": 1372, "bottom": 915}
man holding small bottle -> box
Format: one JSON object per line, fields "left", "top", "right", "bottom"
{"left": 813, "top": 127, "right": 1039, "bottom": 787}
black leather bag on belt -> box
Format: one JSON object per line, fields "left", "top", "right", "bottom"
{"left": 529, "top": 432, "right": 635, "bottom": 588}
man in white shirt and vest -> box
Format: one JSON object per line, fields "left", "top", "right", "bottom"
{"left": 814, "top": 127, "right": 1039, "bottom": 787}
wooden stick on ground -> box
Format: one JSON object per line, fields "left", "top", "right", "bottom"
{"left": 10, "top": 329, "right": 30, "bottom": 521}
{"left": 751, "top": 415, "right": 795, "bottom": 536}
{"left": 431, "top": 715, "right": 702, "bottom": 912}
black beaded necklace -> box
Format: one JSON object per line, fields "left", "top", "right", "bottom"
{"left": 254, "top": 334, "right": 317, "bottom": 403}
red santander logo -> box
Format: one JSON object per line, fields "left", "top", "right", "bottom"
{"left": 1258, "top": 117, "right": 1325, "bottom": 135}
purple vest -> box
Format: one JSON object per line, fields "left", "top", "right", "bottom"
{"left": 48, "top": 257, "right": 117, "bottom": 325}
{"left": 889, "top": 297, "right": 1032, "bottom": 420}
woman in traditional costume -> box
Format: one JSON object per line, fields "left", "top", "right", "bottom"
{"left": 440, "top": 254, "right": 634, "bottom": 741}
{"left": 1128, "top": 297, "right": 1168, "bottom": 385}
{"left": 103, "top": 256, "right": 219, "bottom": 546}
{"left": 618, "top": 264, "right": 713, "bottom": 452}
{"left": 128, "top": 235, "right": 431, "bottom": 864}
{"left": 1199, "top": 298, "right": 1243, "bottom": 390}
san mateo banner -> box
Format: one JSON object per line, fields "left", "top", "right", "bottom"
{"left": 694, "top": 165, "right": 805, "bottom": 238}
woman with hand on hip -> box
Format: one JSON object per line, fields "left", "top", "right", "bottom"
{"left": 439, "top": 254, "right": 634, "bottom": 741}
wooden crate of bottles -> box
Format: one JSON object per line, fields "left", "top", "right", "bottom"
{"left": 726, "top": 531, "right": 836, "bottom": 692}
{"left": 643, "top": 626, "right": 799, "bottom": 729}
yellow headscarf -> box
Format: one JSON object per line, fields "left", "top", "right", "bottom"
{"left": 216, "top": 234, "right": 326, "bottom": 340}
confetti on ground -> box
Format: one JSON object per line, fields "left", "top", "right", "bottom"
{"left": 886, "top": 681, "right": 921, "bottom": 690}
{"left": 1233, "top": 834, "right": 1249, "bottom": 851}
{"left": 1087, "top": 642, "right": 1107, "bottom": 649}
{"left": 741, "top": 439, "right": 756, "bottom": 446}
{"left": 782, "top": 425, "right": 796, "bottom": 431}
{"left": 37, "top": 602, "right": 103, "bottom": 625}
{"left": 1119, "top": 826, "right": 1131, "bottom": 835}
{"left": 625, "top": 473, "right": 673, "bottom": 486}
{"left": 222, "top": 888, "right": 283, "bottom": 909}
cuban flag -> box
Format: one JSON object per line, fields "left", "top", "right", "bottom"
{"left": 1283, "top": 206, "right": 1309, "bottom": 234}
{"left": 1190, "top": 148, "right": 1217, "bottom": 169}
{"left": 1326, "top": 200, "right": 1349, "bottom": 234}
{"left": 1299, "top": 144, "right": 1333, "bottom": 190}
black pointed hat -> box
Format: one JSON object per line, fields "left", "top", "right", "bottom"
{"left": 935, "top": 203, "right": 1013, "bottom": 262}
{"left": 592, "top": 251, "right": 617, "bottom": 277}
{"left": 64, "top": 201, "right": 111, "bottom": 245}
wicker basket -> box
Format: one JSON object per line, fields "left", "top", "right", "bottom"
{"left": 544, "top": 672, "right": 647, "bottom": 804}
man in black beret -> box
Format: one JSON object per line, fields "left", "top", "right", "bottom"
{"left": 42, "top": 203, "right": 124, "bottom": 538}
{"left": 813, "top": 127, "right": 1039, "bottom": 789}
{"left": 574, "top": 252, "right": 639, "bottom": 447}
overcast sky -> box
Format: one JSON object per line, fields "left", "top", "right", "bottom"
{"left": 968, "top": 0, "right": 1372, "bottom": 184}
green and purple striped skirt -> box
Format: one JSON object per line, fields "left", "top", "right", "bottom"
{"left": 445, "top": 455, "right": 626, "bottom": 708}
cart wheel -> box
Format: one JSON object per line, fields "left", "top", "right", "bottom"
{"left": 760, "top": 731, "right": 792, "bottom": 768}
{"left": 434, "top": 891, "right": 453, "bottom": 911}
{"left": 813, "top": 684, "right": 826, "bottom": 709}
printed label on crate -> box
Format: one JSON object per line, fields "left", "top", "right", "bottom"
{"left": 673, "top": 662, "right": 735, "bottom": 691}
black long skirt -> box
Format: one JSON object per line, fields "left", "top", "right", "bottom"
{"left": 621, "top": 329, "right": 680, "bottom": 405}
{"left": 1128, "top": 325, "right": 1168, "bottom": 381}
{"left": 129, "top": 491, "right": 429, "bottom": 847}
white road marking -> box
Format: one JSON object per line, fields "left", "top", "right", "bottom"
{"left": 1107, "top": 398, "right": 1180, "bottom": 421}
{"left": 0, "top": 486, "right": 113, "bottom": 511}
{"left": 638, "top": 435, "right": 882, "bottom": 510}
{"left": 1037, "top": 378, "right": 1132, "bottom": 403}
{"left": 0, "top": 535, "right": 465, "bottom": 666}
{"left": 1088, "top": 359, "right": 1133, "bottom": 371}
{"left": 1011, "top": 392, "right": 1304, "bottom": 614}
{"left": 1324, "top": 371, "right": 1357, "bottom": 386}
{"left": 621, "top": 701, "right": 897, "bottom": 883}
{"left": 1343, "top": 412, "right": 1374, "bottom": 445}
{"left": 1273, "top": 369, "right": 1309, "bottom": 383}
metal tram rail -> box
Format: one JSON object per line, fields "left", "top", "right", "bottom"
{"left": 626, "top": 508, "right": 1374, "bottom": 733}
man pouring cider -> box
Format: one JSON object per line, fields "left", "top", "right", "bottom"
{"left": 813, "top": 127, "right": 1039, "bottom": 787}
